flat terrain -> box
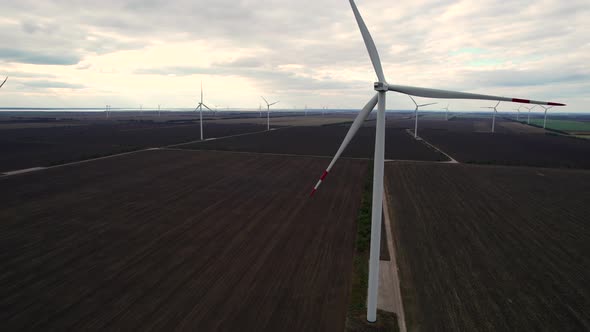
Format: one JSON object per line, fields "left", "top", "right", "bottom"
{"left": 385, "top": 162, "right": 590, "bottom": 331}
{"left": 0, "top": 149, "right": 368, "bottom": 331}
{"left": 0, "top": 121, "right": 266, "bottom": 172}
{"left": 419, "top": 129, "right": 590, "bottom": 168}
{"left": 179, "top": 126, "right": 448, "bottom": 161}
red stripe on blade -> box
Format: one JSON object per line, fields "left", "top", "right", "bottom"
{"left": 512, "top": 98, "right": 531, "bottom": 104}
{"left": 320, "top": 170, "right": 329, "bottom": 181}
{"left": 310, "top": 188, "right": 317, "bottom": 197}
{"left": 548, "top": 102, "right": 565, "bottom": 106}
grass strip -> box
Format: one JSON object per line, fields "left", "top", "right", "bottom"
{"left": 346, "top": 161, "right": 398, "bottom": 332}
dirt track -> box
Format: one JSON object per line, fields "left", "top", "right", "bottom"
{"left": 0, "top": 149, "right": 367, "bottom": 331}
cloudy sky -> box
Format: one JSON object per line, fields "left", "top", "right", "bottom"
{"left": 0, "top": 0, "right": 588, "bottom": 112}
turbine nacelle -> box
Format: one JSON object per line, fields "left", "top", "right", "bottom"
{"left": 374, "top": 81, "right": 389, "bottom": 92}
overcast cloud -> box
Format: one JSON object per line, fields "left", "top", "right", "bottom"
{"left": 0, "top": 0, "right": 588, "bottom": 112}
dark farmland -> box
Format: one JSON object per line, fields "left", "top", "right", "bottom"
{"left": 419, "top": 129, "right": 590, "bottom": 168}
{"left": 0, "top": 121, "right": 266, "bottom": 172}
{"left": 385, "top": 162, "right": 590, "bottom": 331}
{"left": 0, "top": 149, "right": 367, "bottom": 331}
{"left": 179, "top": 125, "right": 448, "bottom": 161}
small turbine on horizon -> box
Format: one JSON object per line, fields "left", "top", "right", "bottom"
{"left": 525, "top": 105, "right": 537, "bottom": 124}
{"left": 196, "top": 82, "right": 214, "bottom": 141}
{"left": 540, "top": 105, "right": 553, "bottom": 129}
{"left": 513, "top": 105, "right": 524, "bottom": 121}
{"left": 443, "top": 103, "right": 450, "bottom": 121}
{"left": 261, "top": 96, "right": 279, "bottom": 131}
{"left": 408, "top": 95, "right": 437, "bottom": 139}
{"left": 482, "top": 101, "right": 501, "bottom": 133}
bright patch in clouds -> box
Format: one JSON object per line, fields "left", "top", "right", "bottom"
{"left": 0, "top": 0, "right": 588, "bottom": 112}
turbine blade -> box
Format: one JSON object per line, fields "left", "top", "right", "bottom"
{"left": 261, "top": 96, "right": 269, "bottom": 106}
{"left": 270, "top": 101, "right": 279, "bottom": 106}
{"left": 388, "top": 84, "right": 565, "bottom": 106}
{"left": 202, "top": 104, "right": 213, "bottom": 111}
{"left": 349, "top": 0, "right": 386, "bottom": 83}
{"left": 0, "top": 76, "right": 7, "bottom": 88}
{"left": 201, "top": 81, "right": 203, "bottom": 103}
{"left": 310, "top": 93, "right": 378, "bottom": 196}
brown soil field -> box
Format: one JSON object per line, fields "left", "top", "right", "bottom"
{"left": 0, "top": 149, "right": 368, "bottom": 331}
{"left": 0, "top": 121, "right": 266, "bottom": 172}
{"left": 209, "top": 114, "right": 355, "bottom": 127}
{"left": 179, "top": 126, "right": 448, "bottom": 161}
{"left": 419, "top": 129, "right": 590, "bottom": 169}
{"left": 385, "top": 162, "right": 590, "bottom": 331}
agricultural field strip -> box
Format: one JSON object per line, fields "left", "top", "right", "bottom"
{"left": 1, "top": 126, "right": 291, "bottom": 177}
{"left": 404, "top": 129, "right": 459, "bottom": 163}
{"left": 162, "top": 147, "right": 458, "bottom": 165}
{"left": 0, "top": 150, "right": 366, "bottom": 331}
{"left": 382, "top": 184, "right": 407, "bottom": 332}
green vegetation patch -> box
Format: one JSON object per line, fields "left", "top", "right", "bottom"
{"left": 528, "top": 119, "right": 590, "bottom": 132}
{"left": 346, "top": 162, "right": 399, "bottom": 332}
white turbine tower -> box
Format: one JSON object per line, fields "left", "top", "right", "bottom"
{"left": 158, "top": 104, "right": 161, "bottom": 117}
{"left": 525, "top": 105, "right": 537, "bottom": 124}
{"left": 310, "top": 0, "right": 565, "bottom": 323}
{"left": 408, "top": 95, "right": 437, "bottom": 139}
{"left": 541, "top": 105, "right": 553, "bottom": 129}
{"left": 105, "top": 105, "right": 110, "bottom": 119}
{"left": 481, "top": 101, "right": 501, "bottom": 133}
{"left": 261, "top": 96, "right": 279, "bottom": 131}
{"left": 196, "top": 82, "right": 213, "bottom": 141}
{"left": 443, "top": 103, "right": 450, "bottom": 121}
{"left": 0, "top": 76, "right": 7, "bottom": 89}
{"left": 259, "top": 104, "right": 262, "bottom": 117}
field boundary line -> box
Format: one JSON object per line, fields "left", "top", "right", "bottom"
{"left": 164, "top": 126, "right": 293, "bottom": 148}
{"left": 382, "top": 179, "right": 407, "bottom": 332}
{"left": 159, "top": 147, "right": 373, "bottom": 161}
{"left": 0, "top": 149, "right": 152, "bottom": 178}
{"left": 405, "top": 129, "right": 459, "bottom": 163}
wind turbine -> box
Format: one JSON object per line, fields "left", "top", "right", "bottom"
{"left": 0, "top": 76, "right": 7, "bottom": 89}
{"left": 158, "top": 104, "right": 161, "bottom": 117}
{"left": 195, "top": 82, "right": 213, "bottom": 140}
{"left": 443, "top": 103, "right": 450, "bottom": 121}
{"left": 540, "top": 105, "right": 553, "bottom": 129}
{"left": 259, "top": 104, "right": 262, "bottom": 117}
{"left": 408, "top": 95, "right": 437, "bottom": 139}
{"left": 525, "top": 105, "right": 537, "bottom": 124}
{"left": 261, "top": 96, "right": 279, "bottom": 131}
{"left": 481, "top": 101, "right": 501, "bottom": 133}
{"left": 310, "top": 0, "right": 565, "bottom": 323}
{"left": 513, "top": 105, "right": 524, "bottom": 121}
{"left": 105, "top": 105, "right": 110, "bottom": 119}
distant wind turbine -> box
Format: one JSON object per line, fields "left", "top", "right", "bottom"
{"left": 443, "top": 103, "right": 450, "bottom": 121}
{"left": 196, "top": 82, "right": 213, "bottom": 140}
{"left": 408, "top": 95, "right": 437, "bottom": 139}
{"left": 481, "top": 101, "right": 501, "bottom": 133}
{"left": 158, "top": 104, "right": 161, "bottom": 117}
{"left": 0, "top": 76, "right": 7, "bottom": 89}
{"left": 513, "top": 105, "right": 524, "bottom": 121}
{"left": 261, "top": 96, "right": 279, "bottom": 131}
{"left": 310, "top": 0, "right": 565, "bottom": 323}
{"left": 524, "top": 105, "right": 537, "bottom": 124}
{"left": 540, "top": 105, "right": 553, "bottom": 129}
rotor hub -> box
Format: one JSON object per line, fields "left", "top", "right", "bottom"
{"left": 374, "top": 81, "right": 389, "bottom": 92}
